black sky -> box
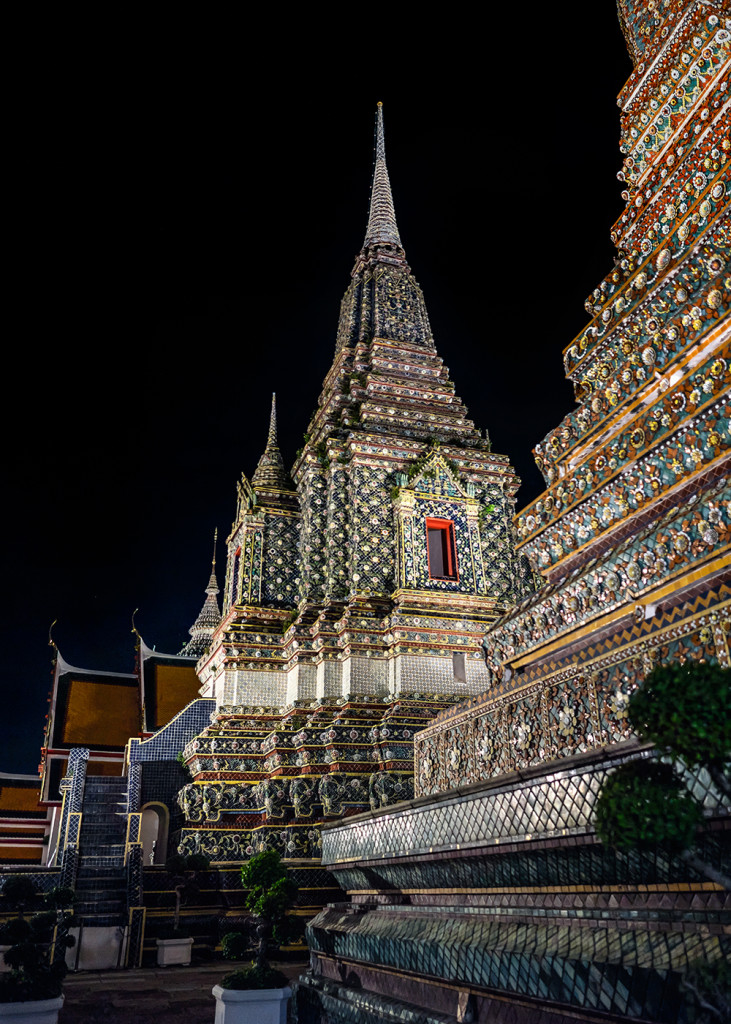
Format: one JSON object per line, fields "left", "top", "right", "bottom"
{"left": 2, "top": 11, "right": 634, "bottom": 773}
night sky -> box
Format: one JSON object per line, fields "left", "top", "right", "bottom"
{"left": 2, "top": 11, "right": 634, "bottom": 774}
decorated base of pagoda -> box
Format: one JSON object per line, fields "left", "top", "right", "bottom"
{"left": 174, "top": 691, "right": 465, "bottom": 862}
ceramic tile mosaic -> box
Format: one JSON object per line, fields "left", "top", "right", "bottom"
{"left": 323, "top": 747, "right": 727, "bottom": 867}
{"left": 310, "top": 900, "right": 731, "bottom": 1021}
{"left": 128, "top": 699, "right": 215, "bottom": 761}
{"left": 300, "top": 13, "right": 731, "bottom": 1024}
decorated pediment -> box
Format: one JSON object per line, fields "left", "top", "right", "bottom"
{"left": 395, "top": 450, "right": 476, "bottom": 501}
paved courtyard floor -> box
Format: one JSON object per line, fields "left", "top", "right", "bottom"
{"left": 59, "top": 959, "right": 308, "bottom": 1023}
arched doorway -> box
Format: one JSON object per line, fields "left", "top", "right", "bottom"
{"left": 141, "top": 803, "right": 169, "bottom": 865}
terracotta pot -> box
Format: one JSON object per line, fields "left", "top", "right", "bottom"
{"left": 212, "top": 984, "right": 291, "bottom": 1024}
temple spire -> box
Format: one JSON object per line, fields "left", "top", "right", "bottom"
{"left": 362, "top": 103, "right": 403, "bottom": 253}
{"left": 179, "top": 530, "right": 221, "bottom": 658}
{"left": 252, "top": 393, "right": 291, "bottom": 491}
{"left": 206, "top": 528, "right": 219, "bottom": 593}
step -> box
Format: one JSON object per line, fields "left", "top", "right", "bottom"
{"left": 78, "top": 855, "right": 125, "bottom": 869}
{"left": 75, "top": 886, "right": 126, "bottom": 900}
{"left": 76, "top": 866, "right": 127, "bottom": 880}
{"left": 76, "top": 913, "right": 126, "bottom": 928}
{"left": 80, "top": 817, "right": 127, "bottom": 828}
{"left": 80, "top": 811, "right": 127, "bottom": 824}
{"left": 75, "top": 897, "right": 125, "bottom": 913}
{"left": 80, "top": 825, "right": 127, "bottom": 839}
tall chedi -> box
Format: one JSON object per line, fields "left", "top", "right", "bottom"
{"left": 297, "top": 7, "right": 730, "bottom": 1024}
{"left": 197, "top": 104, "right": 534, "bottom": 710}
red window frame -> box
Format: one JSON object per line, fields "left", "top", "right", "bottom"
{"left": 425, "top": 518, "right": 459, "bottom": 581}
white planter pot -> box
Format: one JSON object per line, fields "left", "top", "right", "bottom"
{"left": 156, "top": 936, "right": 193, "bottom": 966}
{"left": 0, "top": 995, "right": 64, "bottom": 1023}
{"left": 212, "top": 984, "right": 291, "bottom": 1024}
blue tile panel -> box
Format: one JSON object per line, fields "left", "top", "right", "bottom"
{"left": 129, "top": 699, "right": 216, "bottom": 762}
{"left": 140, "top": 762, "right": 190, "bottom": 839}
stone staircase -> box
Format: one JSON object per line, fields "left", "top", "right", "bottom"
{"left": 75, "top": 776, "right": 128, "bottom": 926}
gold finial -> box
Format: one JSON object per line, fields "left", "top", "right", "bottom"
{"left": 48, "top": 619, "right": 57, "bottom": 649}
{"left": 377, "top": 101, "right": 383, "bottom": 107}
{"left": 212, "top": 528, "right": 218, "bottom": 569}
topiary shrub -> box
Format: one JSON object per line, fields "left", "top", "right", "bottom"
{"left": 681, "top": 955, "right": 731, "bottom": 1023}
{"left": 594, "top": 760, "right": 703, "bottom": 852}
{"left": 0, "top": 877, "right": 37, "bottom": 916}
{"left": 161, "top": 853, "right": 211, "bottom": 936}
{"left": 594, "top": 660, "right": 731, "bottom": 890}
{"left": 595, "top": 758, "right": 730, "bottom": 889}
{"left": 628, "top": 661, "right": 730, "bottom": 798}
{"left": 0, "top": 883, "right": 75, "bottom": 1003}
{"left": 221, "top": 930, "right": 250, "bottom": 961}
{"left": 0, "top": 919, "right": 31, "bottom": 946}
{"left": 220, "top": 964, "right": 289, "bottom": 990}
{"left": 239, "top": 850, "right": 298, "bottom": 969}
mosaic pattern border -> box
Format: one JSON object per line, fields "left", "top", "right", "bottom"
{"left": 321, "top": 746, "right": 725, "bottom": 867}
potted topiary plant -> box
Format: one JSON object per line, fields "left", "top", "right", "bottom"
{"left": 0, "top": 879, "right": 75, "bottom": 1023}
{"left": 156, "top": 852, "right": 210, "bottom": 966}
{"left": 212, "top": 849, "right": 297, "bottom": 1024}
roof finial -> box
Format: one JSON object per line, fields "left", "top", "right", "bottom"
{"left": 362, "top": 103, "right": 403, "bottom": 252}
{"left": 179, "top": 540, "right": 222, "bottom": 657}
{"left": 252, "top": 393, "right": 291, "bottom": 491}
{"left": 267, "top": 393, "right": 277, "bottom": 448}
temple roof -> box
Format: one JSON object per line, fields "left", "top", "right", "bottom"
{"left": 179, "top": 531, "right": 222, "bottom": 658}
{"left": 46, "top": 650, "right": 139, "bottom": 751}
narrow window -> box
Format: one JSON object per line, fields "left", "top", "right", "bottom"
{"left": 426, "top": 518, "right": 458, "bottom": 581}
{"left": 231, "top": 546, "right": 242, "bottom": 604}
{"left": 453, "top": 652, "right": 466, "bottom": 684}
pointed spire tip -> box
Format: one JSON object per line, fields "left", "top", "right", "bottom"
{"left": 362, "top": 102, "right": 402, "bottom": 253}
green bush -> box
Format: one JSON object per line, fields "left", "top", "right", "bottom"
{"left": 248, "top": 875, "right": 297, "bottom": 922}
{"left": 44, "top": 887, "right": 75, "bottom": 912}
{"left": 0, "top": 919, "right": 31, "bottom": 945}
{"left": 221, "top": 931, "right": 250, "bottom": 960}
{"left": 0, "top": 884, "right": 75, "bottom": 1002}
{"left": 241, "top": 851, "right": 297, "bottom": 926}
{"left": 238, "top": 850, "right": 298, "bottom": 970}
{"left": 682, "top": 956, "right": 731, "bottom": 1023}
{"left": 220, "top": 963, "right": 289, "bottom": 990}
{"left": 0, "top": 877, "right": 36, "bottom": 912}
{"left": 629, "top": 661, "right": 731, "bottom": 770}
{"left": 595, "top": 760, "right": 703, "bottom": 853}
{"left": 0, "top": 961, "right": 67, "bottom": 1003}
